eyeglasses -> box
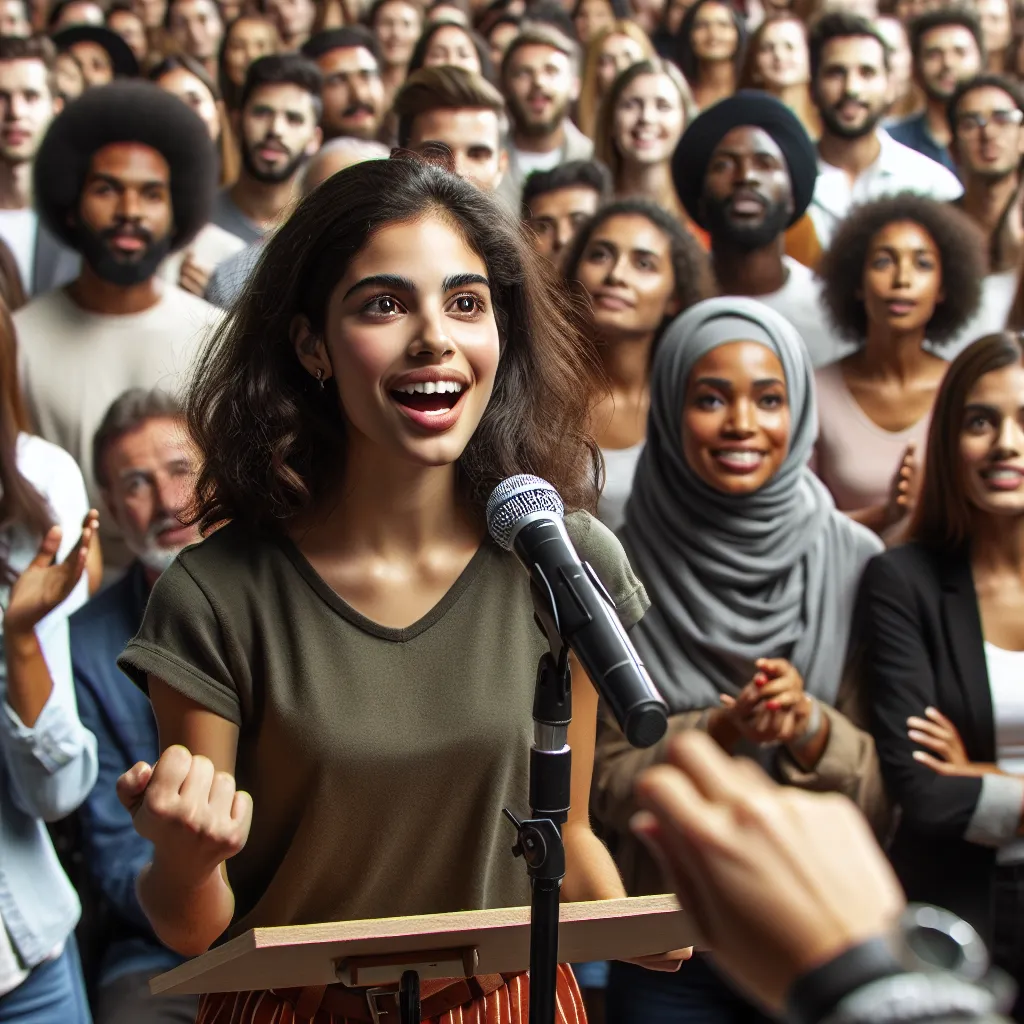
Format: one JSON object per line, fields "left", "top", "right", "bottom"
{"left": 955, "top": 109, "right": 1024, "bottom": 134}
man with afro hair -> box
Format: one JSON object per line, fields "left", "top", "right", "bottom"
{"left": 15, "top": 79, "right": 221, "bottom": 573}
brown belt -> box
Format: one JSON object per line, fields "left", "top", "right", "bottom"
{"left": 272, "top": 973, "right": 517, "bottom": 1022}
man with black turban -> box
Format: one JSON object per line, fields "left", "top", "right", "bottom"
{"left": 673, "top": 91, "right": 852, "bottom": 367}
{"left": 15, "top": 79, "right": 221, "bottom": 572}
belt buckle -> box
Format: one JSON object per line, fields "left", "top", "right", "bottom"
{"left": 365, "top": 986, "right": 392, "bottom": 1024}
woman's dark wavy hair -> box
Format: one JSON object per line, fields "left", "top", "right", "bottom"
{"left": 817, "top": 193, "right": 986, "bottom": 344}
{"left": 909, "top": 332, "right": 1024, "bottom": 552}
{"left": 187, "top": 153, "right": 603, "bottom": 533}
{"left": 675, "top": 0, "right": 746, "bottom": 86}
{"left": 562, "top": 197, "right": 713, "bottom": 352}
{"left": 408, "top": 19, "right": 495, "bottom": 82}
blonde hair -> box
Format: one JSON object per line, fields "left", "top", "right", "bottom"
{"left": 577, "top": 20, "right": 654, "bottom": 138}
{"left": 593, "top": 57, "right": 695, "bottom": 182}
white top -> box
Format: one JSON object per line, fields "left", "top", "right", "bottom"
{"left": 809, "top": 130, "right": 963, "bottom": 251}
{"left": 0, "top": 433, "right": 89, "bottom": 996}
{"left": 755, "top": 256, "right": 855, "bottom": 368}
{"left": 985, "top": 642, "right": 1024, "bottom": 864}
{"left": 15, "top": 284, "right": 222, "bottom": 570}
{"left": 944, "top": 269, "right": 1019, "bottom": 360}
{"left": 0, "top": 209, "right": 38, "bottom": 294}
{"left": 510, "top": 147, "right": 562, "bottom": 178}
{"left": 598, "top": 441, "right": 645, "bottom": 532}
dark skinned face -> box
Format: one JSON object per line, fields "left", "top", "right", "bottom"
{"left": 700, "top": 125, "right": 794, "bottom": 250}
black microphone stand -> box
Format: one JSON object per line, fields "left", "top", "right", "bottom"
{"left": 504, "top": 597, "right": 574, "bottom": 1024}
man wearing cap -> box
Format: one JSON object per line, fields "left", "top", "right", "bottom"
{"left": 51, "top": 23, "right": 139, "bottom": 87}
{"left": 675, "top": 91, "right": 852, "bottom": 367}
{"left": 301, "top": 27, "right": 386, "bottom": 142}
{"left": 15, "top": 80, "right": 221, "bottom": 571}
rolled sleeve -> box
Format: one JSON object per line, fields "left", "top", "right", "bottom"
{"left": 965, "top": 773, "right": 1024, "bottom": 848}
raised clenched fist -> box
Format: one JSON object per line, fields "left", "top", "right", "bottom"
{"left": 117, "top": 744, "right": 252, "bottom": 886}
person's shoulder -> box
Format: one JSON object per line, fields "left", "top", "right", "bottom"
{"left": 15, "top": 432, "right": 84, "bottom": 502}
{"left": 862, "top": 540, "right": 947, "bottom": 592}
{"left": 885, "top": 112, "right": 922, "bottom": 142}
{"left": 830, "top": 510, "right": 884, "bottom": 563}
{"left": 192, "top": 222, "right": 247, "bottom": 265}
{"left": 13, "top": 287, "right": 73, "bottom": 330}
{"left": 565, "top": 510, "right": 649, "bottom": 628}
{"left": 70, "top": 564, "right": 137, "bottom": 633}
{"left": 883, "top": 133, "right": 961, "bottom": 189}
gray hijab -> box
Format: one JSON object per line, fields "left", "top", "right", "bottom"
{"left": 620, "top": 297, "right": 881, "bottom": 713}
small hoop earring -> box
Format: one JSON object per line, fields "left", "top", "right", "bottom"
{"left": 315, "top": 368, "right": 326, "bottom": 390}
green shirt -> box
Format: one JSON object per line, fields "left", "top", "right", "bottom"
{"left": 118, "top": 511, "right": 648, "bottom": 938}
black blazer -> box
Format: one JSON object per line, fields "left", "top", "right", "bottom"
{"left": 858, "top": 542, "right": 1001, "bottom": 941}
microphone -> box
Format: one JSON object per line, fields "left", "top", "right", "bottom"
{"left": 486, "top": 474, "right": 668, "bottom": 748}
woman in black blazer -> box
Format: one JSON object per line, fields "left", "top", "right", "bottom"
{"left": 860, "top": 331, "right": 1024, "bottom": 1017}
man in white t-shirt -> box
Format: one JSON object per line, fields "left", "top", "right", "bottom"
{"left": 0, "top": 35, "right": 79, "bottom": 296}
{"left": 15, "top": 80, "right": 222, "bottom": 571}
{"left": 674, "top": 91, "right": 851, "bottom": 367}
{"left": 497, "top": 26, "right": 593, "bottom": 208}
{"left": 807, "top": 11, "right": 964, "bottom": 251}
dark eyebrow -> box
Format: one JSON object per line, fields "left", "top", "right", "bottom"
{"left": 442, "top": 272, "right": 489, "bottom": 291}
{"left": 630, "top": 247, "right": 659, "bottom": 260}
{"left": 753, "top": 377, "right": 785, "bottom": 388}
{"left": 343, "top": 273, "right": 416, "bottom": 299}
{"left": 964, "top": 402, "right": 999, "bottom": 417}
{"left": 694, "top": 376, "right": 732, "bottom": 390}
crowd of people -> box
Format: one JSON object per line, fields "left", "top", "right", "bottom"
{"left": 1, "top": 0, "right": 1024, "bottom": 1020}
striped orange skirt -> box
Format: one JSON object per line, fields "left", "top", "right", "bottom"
{"left": 194, "top": 965, "right": 586, "bottom": 1024}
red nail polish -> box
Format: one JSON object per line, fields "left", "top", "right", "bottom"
{"left": 755, "top": 674, "right": 767, "bottom": 686}
{"left": 766, "top": 700, "right": 780, "bottom": 710}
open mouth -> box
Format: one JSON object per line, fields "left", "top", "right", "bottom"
{"left": 390, "top": 380, "right": 465, "bottom": 414}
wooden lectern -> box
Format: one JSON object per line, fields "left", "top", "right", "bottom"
{"left": 149, "top": 894, "right": 699, "bottom": 996}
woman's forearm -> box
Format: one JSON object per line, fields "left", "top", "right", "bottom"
{"left": 5, "top": 628, "right": 54, "bottom": 728}
{"left": 561, "top": 822, "right": 627, "bottom": 903}
{"left": 137, "top": 857, "right": 236, "bottom": 957}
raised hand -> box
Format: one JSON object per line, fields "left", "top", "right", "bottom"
{"left": 908, "top": 707, "right": 1000, "bottom": 777}
{"left": 884, "top": 443, "right": 918, "bottom": 528}
{"left": 117, "top": 745, "right": 252, "bottom": 887}
{"left": 5, "top": 510, "right": 99, "bottom": 637}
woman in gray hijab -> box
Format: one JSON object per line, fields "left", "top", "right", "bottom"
{"left": 594, "top": 297, "right": 885, "bottom": 1024}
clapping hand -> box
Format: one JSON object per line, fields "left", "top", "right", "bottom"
{"left": 4, "top": 510, "right": 99, "bottom": 638}
{"left": 719, "top": 659, "right": 808, "bottom": 746}
{"left": 884, "top": 444, "right": 919, "bottom": 528}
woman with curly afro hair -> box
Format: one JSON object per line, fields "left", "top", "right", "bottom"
{"left": 815, "top": 193, "right": 986, "bottom": 537}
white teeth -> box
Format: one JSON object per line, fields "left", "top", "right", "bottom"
{"left": 715, "top": 450, "right": 763, "bottom": 466}
{"left": 395, "top": 381, "right": 465, "bottom": 394}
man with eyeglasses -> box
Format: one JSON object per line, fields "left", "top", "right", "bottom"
{"left": 889, "top": 6, "right": 985, "bottom": 174}
{"left": 946, "top": 73, "right": 1024, "bottom": 351}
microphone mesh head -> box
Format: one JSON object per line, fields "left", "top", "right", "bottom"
{"left": 486, "top": 475, "right": 564, "bottom": 550}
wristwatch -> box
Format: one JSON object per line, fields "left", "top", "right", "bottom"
{"left": 886, "top": 904, "right": 990, "bottom": 982}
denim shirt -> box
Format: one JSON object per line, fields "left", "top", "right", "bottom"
{"left": 71, "top": 561, "right": 185, "bottom": 986}
{"left": 0, "top": 435, "right": 96, "bottom": 969}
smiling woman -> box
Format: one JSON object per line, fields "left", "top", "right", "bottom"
{"left": 112, "top": 153, "right": 691, "bottom": 1024}
{"left": 591, "top": 296, "right": 884, "bottom": 1024}
{"left": 860, "top": 332, "right": 1024, "bottom": 1018}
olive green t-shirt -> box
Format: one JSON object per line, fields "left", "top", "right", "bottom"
{"left": 118, "top": 511, "right": 648, "bottom": 939}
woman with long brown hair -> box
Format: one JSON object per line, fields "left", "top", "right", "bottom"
{"left": 577, "top": 20, "right": 654, "bottom": 138}
{"left": 594, "top": 59, "right": 698, "bottom": 231}
{"left": 861, "top": 331, "right": 1024, "bottom": 1021}
{"left": 738, "top": 14, "right": 820, "bottom": 139}
{"left": 0, "top": 293, "right": 100, "bottom": 1023}
{"left": 114, "top": 154, "right": 688, "bottom": 1024}
{"left": 674, "top": 0, "right": 744, "bottom": 110}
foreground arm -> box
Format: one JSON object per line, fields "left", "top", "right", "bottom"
{"left": 117, "top": 677, "right": 249, "bottom": 957}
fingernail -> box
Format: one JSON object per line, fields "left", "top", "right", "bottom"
{"left": 766, "top": 700, "right": 780, "bottom": 710}
{"left": 755, "top": 674, "right": 767, "bottom": 686}
{"left": 913, "top": 751, "right": 926, "bottom": 761}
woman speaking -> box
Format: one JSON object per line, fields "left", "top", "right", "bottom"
{"left": 114, "top": 154, "right": 686, "bottom": 1024}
